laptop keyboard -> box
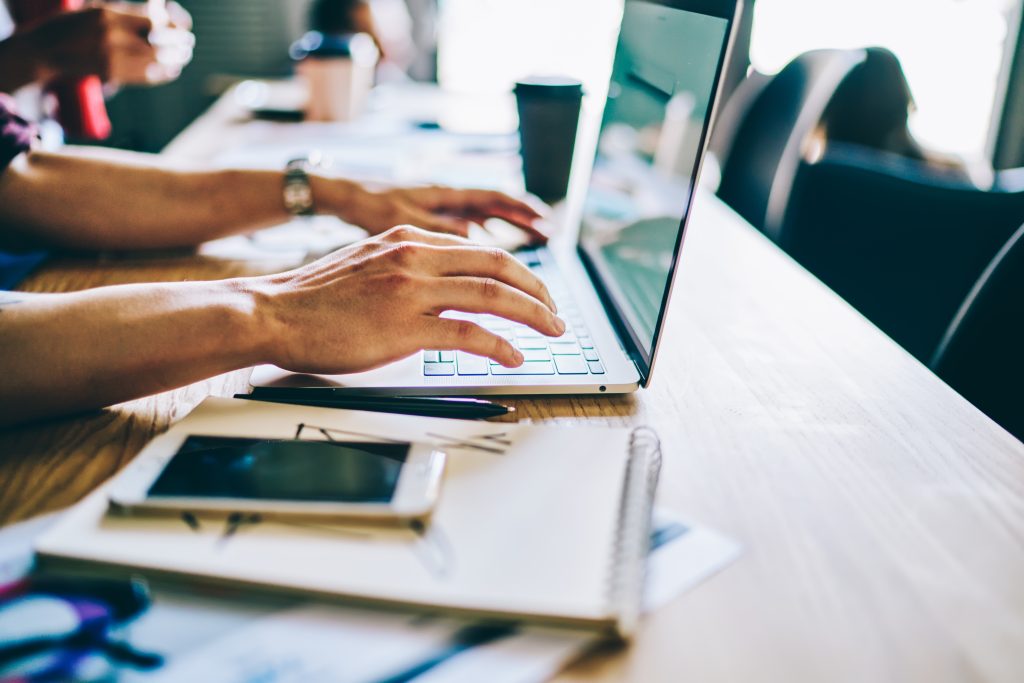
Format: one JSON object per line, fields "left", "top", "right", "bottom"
{"left": 422, "top": 249, "right": 605, "bottom": 377}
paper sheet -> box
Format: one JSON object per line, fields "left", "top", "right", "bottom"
{"left": 0, "top": 506, "right": 739, "bottom": 683}
{"left": 138, "top": 510, "right": 740, "bottom": 683}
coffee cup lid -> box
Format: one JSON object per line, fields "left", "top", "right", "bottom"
{"left": 514, "top": 76, "right": 584, "bottom": 99}
{"left": 290, "top": 31, "right": 379, "bottom": 64}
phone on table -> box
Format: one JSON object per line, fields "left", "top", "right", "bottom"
{"left": 108, "top": 435, "right": 446, "bottom": 523}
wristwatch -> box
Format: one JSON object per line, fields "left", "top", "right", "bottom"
{"left": 282, "top": 152, "right": 327, "bottom": 216}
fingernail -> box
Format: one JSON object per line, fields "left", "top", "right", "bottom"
{"left": 554, "top": 317, "right": 566, "bottom": 335}
{"left": 511, "top": 350, "right": 524, "bottom": 366}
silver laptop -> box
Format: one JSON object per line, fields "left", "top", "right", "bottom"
{"left": 251, "top": 0, "right": 740, "bottom": 396}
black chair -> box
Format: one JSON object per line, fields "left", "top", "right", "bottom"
{"left": 930, "top": 223, "right": 1024, "bottom": 441}
{"left": 778, "top": 143, "right": 1024, "bottom": 361}
{"left": 714, "top": 49, "right": 867, "bottom": 233}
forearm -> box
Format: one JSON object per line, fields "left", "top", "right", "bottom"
{"left": 0, "top": 148, "right": 360, "bottom": 251}
{"left": 0, "top": 281, "right": 270, "bottom": 427}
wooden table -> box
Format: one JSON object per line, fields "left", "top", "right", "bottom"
{"left": 3, "top": 85, "right": 1024, "bottom": 682}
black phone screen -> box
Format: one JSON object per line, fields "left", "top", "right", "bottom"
{"left": 147, "top": 435, "right": 409, "bottom": 503}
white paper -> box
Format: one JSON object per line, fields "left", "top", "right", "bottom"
{"left": 0, "top": 511, "right": 62, "bottom": 584}
{"left": 141, "top": 510, "right": 740, "bottom": 683}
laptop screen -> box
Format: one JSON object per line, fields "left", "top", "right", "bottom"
{"left": 578, "top": 0, "right": 732, "bottom": 375}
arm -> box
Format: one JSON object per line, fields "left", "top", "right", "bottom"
{"left": 0, "top": 147, "right": 547, "bottom": 251}
{"left": 0, "top": 282, "right": 265, "bottom": 426}
{"left": 0, "top": 148, "right": 327, "bottom": 250}
{"left": 0, "top": 226, "right": 563, "bottom": 428}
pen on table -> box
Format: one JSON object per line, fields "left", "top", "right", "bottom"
{"left": 232, "top": 393, "right": 515, "bottom": 420}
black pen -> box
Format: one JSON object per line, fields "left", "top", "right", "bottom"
{"left": 232, "top": 393, "right": 514, "bottom": 420}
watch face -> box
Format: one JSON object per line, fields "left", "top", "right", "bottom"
{"left": 284, "top": 182, "right": 313, "bottom": 210}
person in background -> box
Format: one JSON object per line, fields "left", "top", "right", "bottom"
{"left": 0, "top": 96, "right": 559, "bottom": 428}
{"left": 310, "top": 0, "right": 437, "bottom": 82}
{"left": 818, "top": 47, "right": 968, "bottom": 179}
{"left": 0, "top": 1, "right": 193, "bottom": 92}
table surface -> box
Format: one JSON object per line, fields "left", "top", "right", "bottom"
{"left": 3, "top": 84, "right": 1024, "bottom": 683}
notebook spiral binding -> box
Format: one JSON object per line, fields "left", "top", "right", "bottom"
{"left": 605, "top": 427, "right": 662, "bottom": 639}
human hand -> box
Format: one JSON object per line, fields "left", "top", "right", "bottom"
{"left": 26, "top": 4, "right": 194, "bottom": 86}
{"left": 248, "top": 226, "right": 564, "bottom": 375}
{"left": 330, "top": 182, "right": 550, "bottom": 244}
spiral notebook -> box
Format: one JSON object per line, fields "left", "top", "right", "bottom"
{"left": 36, "top": 398, "right": 662, "bottom": 637}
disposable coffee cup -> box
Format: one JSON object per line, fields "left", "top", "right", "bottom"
{"left": 514, "top": 76, "right": 584, "bottom": 202}
{"left": 290, "top": 31, "right": 379, "bottom": 122}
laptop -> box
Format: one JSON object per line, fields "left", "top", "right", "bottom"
{"left": 251, "top": 0, "right": 741, "bottom": 396}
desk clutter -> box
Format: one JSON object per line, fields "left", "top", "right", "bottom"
{"left": 5, "top": 398, "right": 740, "bottom": 681}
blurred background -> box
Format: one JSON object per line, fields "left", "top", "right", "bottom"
{"left": 104, "top": 0, "right": 1020, "bottom": 167}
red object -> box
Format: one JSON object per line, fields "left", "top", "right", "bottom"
{"left": 10, "top": 0, "right": 112, "bottom": 140}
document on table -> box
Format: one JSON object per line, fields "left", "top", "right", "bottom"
{"left": 138, "top": 510, "right": 740, "bottom": 683}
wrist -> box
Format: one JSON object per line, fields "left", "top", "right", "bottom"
{"left": 310, "top": 174, "right": 368, "bottom": 224}
{"left": 212, "top": 277, "right": 282, "bottom": 369}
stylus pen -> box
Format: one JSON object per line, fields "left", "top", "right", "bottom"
{"left": 232, "top": 393, "right": 514, "bottom": 420}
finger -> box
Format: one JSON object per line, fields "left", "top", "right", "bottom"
{"left": 378, "top": 225, "right": 474, "bottom": 247}
{"left": 425, "top": 277, "right": 565, "bottom": 338}
{"left": 424, "top": 188, "right": 549, "bottom": 243}
{"left": 402, "top": 204, "right": 475, "bottom": 238}
{"left": 424, "top": 319, "right": 524, "bottom": 367}
{"left": 166, "top": 2, "right": 193, "bottom": 30}
{"left": 418, "top": 245, "right": 557, "bottom": 313}
{"left": 456, "top": 210, "right": 552, "bottom": 245}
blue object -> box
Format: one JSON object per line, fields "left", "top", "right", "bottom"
{"left": 0, "top": 577, "right": 161, "bottom": 681}
{"left": 0, "top": 250, "right": 48, "bottom": 291}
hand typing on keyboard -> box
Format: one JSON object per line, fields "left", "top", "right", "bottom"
{"left": 423, "top": 251, "right": 606, "bottom": 378}
{"left": 252, "top": 226, "right": 565, "bottom": 374}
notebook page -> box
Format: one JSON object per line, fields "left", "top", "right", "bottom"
{"left": 38, "top": 398, "right": 632, "bottom": 624}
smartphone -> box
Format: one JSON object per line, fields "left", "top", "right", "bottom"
{"left": 108, "top": 434, "right": 446, "bottom": 523}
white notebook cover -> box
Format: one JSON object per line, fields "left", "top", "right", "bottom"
{"left": 36, "top": 398, "right": 659, "bottom": 635}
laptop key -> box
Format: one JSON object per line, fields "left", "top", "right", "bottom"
{"left": 518, "top": 348, "right": 552, "bottom": 362}
{"left": 491, "top": 361, "right": 556, "bottom": 375}
{"left": 423, "top": 362, "right": 456, "bottom": 376}
{"left": 456, "top": 352, "right": 489, "bottom": 376}
{"left": 514, "top": 327, "right": 543, "bottom": 338}
{"left": 550, "top": 342, "right": 582, "bottom": 355}
{"left": 587, "top": 360, "right": 606, "bottom": 375}
{"left": 491, "top": 348, "right": 551, "bottom": 364}
{"left": 553, "top": 355, "right": 589, "bottom": 375}
{"left": 578, "top": 337, "right": 595, "bottom": 349}
{"left": 515, "top": 337, "right": 549, "bottom": 350}
{"left": 439, "top": 351, "right": 455, "bottom": 363}
{"left": 583, "top": 348, "right": 600, "bottom": 362}
{"left": 423, "top": 350, "right": 441, "bottom": 363}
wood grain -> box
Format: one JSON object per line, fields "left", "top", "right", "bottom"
{"left": 3, "top": 90, "right": 1024, "bottom": 682}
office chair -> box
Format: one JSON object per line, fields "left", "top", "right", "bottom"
{"left": 930, "top": 223, "right": 1024, "bottom": 441}
{"left": 714, "top": 48, "right": 867, "bottom": 233}
{"left": 779, "top": 143, "right": 1024, "bottom": 362}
